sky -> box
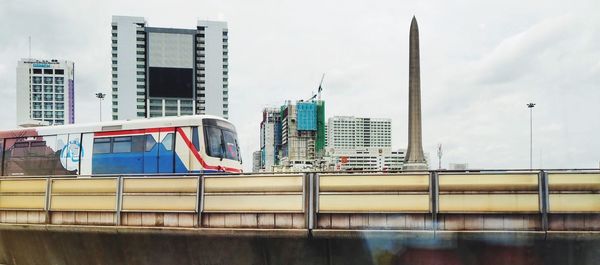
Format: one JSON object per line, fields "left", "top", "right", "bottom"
{"left": 0, "top": 0, "right": 599, "bottom": 171}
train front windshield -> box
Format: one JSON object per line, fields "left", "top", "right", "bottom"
{"left": 203, "top": 119, "right": 240, "bottom": 161}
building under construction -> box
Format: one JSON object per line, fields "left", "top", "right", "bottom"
{"left": 258, "top": 100, "right": 326, "bottom": 171}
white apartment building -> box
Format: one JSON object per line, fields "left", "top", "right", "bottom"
{"left": 325, "top": 148, "right": 406, "bottom": 171}
{"left": 326, "top": 116, "right": 391, "bottom": 150}
{"left": 111, "top": 16, "right": 229, "bottom": 120}
{"left": 16, "top": 59, "right": 75, "bottom": 126}
{"left": 324, "top": 116, "right": 401, "bottom": 171}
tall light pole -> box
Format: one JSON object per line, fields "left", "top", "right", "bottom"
{"left": 96, "top": 93, "right": 106, "bottom": 122}
{"left": 527, "top": 102, "right": 536, "bottom": 170}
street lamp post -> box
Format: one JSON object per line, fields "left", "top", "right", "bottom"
{"left": 527, "top": 102, "right": 536, "bottom": 170}
{"left": 95, "top": 93, "right": 106, "bottom": 122}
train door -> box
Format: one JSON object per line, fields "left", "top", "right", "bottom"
{"left": 158, "top": 129, "right": 175, "bottom": 173}
{"left": 143, "top": 131, "right": 159, "bottom": 174}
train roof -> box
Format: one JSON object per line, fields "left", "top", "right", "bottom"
{"left": 0, "top": 115, "right": 232, "bottom": 138}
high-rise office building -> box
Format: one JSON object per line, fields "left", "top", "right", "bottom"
{"left": 326, "top": 116, "right": 391, "bottom": 150}
{"left": 259, "top": 108, "right": 282, "bottom": 171}
{"left": 111, "top": 16, "right": 229, "bottom": 120}
{"left": 16, "top": 59, "right": 75, "bottom": 126}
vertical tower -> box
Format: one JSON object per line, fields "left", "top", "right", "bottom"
{"left": 404, "top": 16, "right": 427, "bottom": 170}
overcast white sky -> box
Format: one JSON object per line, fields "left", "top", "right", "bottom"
{"left": 1, "top": 0, "right": 599, "bottom": 171}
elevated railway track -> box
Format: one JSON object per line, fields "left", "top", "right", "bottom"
{"left": 0, "top": 170, "right": 598, "bottom": 264}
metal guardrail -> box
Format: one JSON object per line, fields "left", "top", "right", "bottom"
{"left": 0, "top": 170, "right": 597, "bottom": 232}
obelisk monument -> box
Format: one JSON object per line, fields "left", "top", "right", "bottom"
{"left": 404, "top": 16, "right": 428, "bottom": 170}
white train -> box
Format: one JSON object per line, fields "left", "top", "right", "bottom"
{"left": 0, "top": 115, "right": 242, "bottom": 176}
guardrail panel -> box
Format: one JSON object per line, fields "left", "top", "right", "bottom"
{"left": 0, "top": 179, "right": 47, "bottom": 210}
{"left": 123, "top": 178, "right": 199, "bottom": 193}
{"left": 318, "top": 194, "right": 430, "bottom": 213}
{"left": 122, "top": 195, "right": 197, "bottom": 212}
{"left": 121, "top": 177, "right": 199, "bottom": 212}
{"left": 204, "top": 175, "right": 303, "bottom": 193}
{"left": 50, "top": 178, "right": 118, "bottom": 211}
{"left": 0, "top": 195, "right": 46, "bottom": 210}
{"left": 0, "top": 179, "right": 47, "bottom": 193}
{"left": 50, "top": 195, "right": 117, "bottom": 211}
{"left": 319, "top": 174, "right": 429, "bottom": 192}
{"left": 439, "top": 194, "right": 540, "bottom": 213}
{"left": 52, "top": 179, "right": 117, "bottom": 193}
{"left": 203, "top": 194, "right": 303, "bottom": 212}
{"left": 549, "top": 194, "right": 600, "bottom": 213}
{"left": 439, "top": 173, "right": 539, "bottom": 191}
{"left": 548, "top": 173, "right": 600, "bottom": 191}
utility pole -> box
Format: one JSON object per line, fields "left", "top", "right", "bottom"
{"left": 437, "top": 143, "right": 443, "bottom": 170}
{"left": 96, "top": 93, "right": 106, "bottom": 122}
{"left": 527, "top": 103, "right": 536, "bottom": 170}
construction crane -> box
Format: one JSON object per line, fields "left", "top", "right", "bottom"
{"left": 307, "top": 73, "right": 325, "bottom": 101}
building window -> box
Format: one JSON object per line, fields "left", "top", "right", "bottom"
{"left": 33, "top": 69, "right": 42, "bottom": 74}
{"left": 56, "top": 103, "right": 64, "bottom": 110}
{"left": 44, "top": 69, "right": 53, "bottom": 74}
{"left": 55, "top": 69, "right": 64, "bottom": 75}
{"left": 55, "top": 77, "right": 64, "bottom": 84}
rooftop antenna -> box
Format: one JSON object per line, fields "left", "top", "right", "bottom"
{"left": 28, "top": 36, "right": 31, "bottom": 58}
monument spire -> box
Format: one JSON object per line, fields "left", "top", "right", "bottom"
{"left": 404, "top": 16, "right": 427, "bottom": 170}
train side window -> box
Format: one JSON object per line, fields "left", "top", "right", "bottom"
{"left": 145, "top": 135, "right": 156, "bottom": 151}
{"left": 113, "top": 136, "right": 132, "bottom": 153}
{"left": 132, "top": 135, "right": 145, "bottom": 152}
{"left": 12, "top": 142, "right": 30, "bottom": 157}
{"left": 93, "top": 138, "right": 111, "bottom": 154}
{"left": 192, "top": 127, "right": 200, "bottom": 151}
{"left": 162, "top": 133, "right": 174, "bottom": 151}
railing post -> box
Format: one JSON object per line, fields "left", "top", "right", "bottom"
{"left": 198, "top": 174, "right": 205, "bottom": 228}
{"left": 307, "top": 172, "right": 314, "bottom": 231}
{"left": 539, "top": 170, "right": 549, "bottom": 233}
{"left": 44, "top": 177, "right": 52, "bottom": 224}
{"left": 430, "top": 171, "right": 438, "bottom": 234}
{"left": 115, "top": 176, "right": 123, "bottom": 226}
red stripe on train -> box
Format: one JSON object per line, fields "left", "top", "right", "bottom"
{"left": 94, "top": 127, "right": 175, "bottom": 137}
